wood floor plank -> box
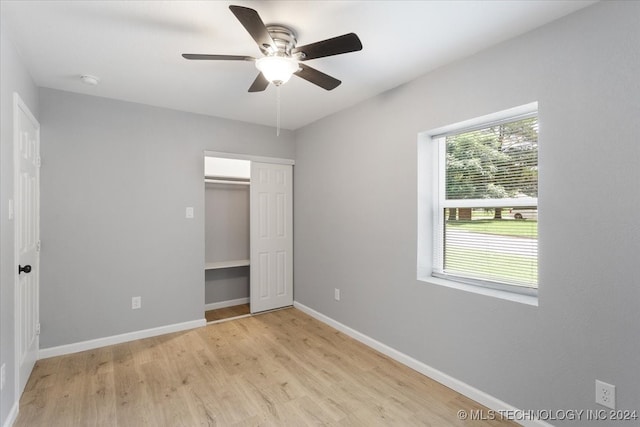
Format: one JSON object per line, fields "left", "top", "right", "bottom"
{"left": 205, "top": 303, "right": 251, "bottom": 322}
{"left": 282, "top": 395, "right": 339, "bottom": 426}
{"left": 15, "top": 308, "right": 517, "bottom": 426}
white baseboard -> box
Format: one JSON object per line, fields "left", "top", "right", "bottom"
{"left": 293, "top": 301, "right": 552, "bottom": 427}
{"left": 205, "top": 297, "right": 249, "bottom": 311}
{"left": 2, "top": 402, "right": 18, "bottom": 427}
{"left": 38, "top": 318, "right": 206, "bottom": 360}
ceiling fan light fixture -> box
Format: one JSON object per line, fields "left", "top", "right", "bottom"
{"left": 255, "top": 56, "right": 299, "bottom": 86}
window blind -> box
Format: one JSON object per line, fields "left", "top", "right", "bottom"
{"left": 433, "top": 115, "right": 539, "bottom": 291}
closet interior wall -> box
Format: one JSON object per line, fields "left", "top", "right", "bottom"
{"left": 204, "top": 181, "right": 250, "bottom": 307}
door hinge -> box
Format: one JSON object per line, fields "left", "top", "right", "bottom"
{"left": 35, "top": 323, "right": 41, "bottom": 335}
{"left": 36, "top": 156, "right": 42, "bottom": 168}
{"left": 37, "top": 240, "right": 41, "bottom": 252}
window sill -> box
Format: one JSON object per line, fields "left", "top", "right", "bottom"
{"left": 417, "top": 275, "right": 538, "bottom": 307}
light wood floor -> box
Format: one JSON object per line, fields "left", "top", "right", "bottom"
{"left": 205, "top": 303, "right": 251, "bottom": 323}
{"left": 16, "top": 308, "right": 516, "bottom": 426}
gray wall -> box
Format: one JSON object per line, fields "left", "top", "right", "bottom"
{"left": 38, "top": 88, "right": 294, "bottom": 348}
{"left": 293, "top": 2, "right": 639, "bottom": 424}
{"left": 204, "top": 183, "right": 250, "bottom": 304}
{"left": 0, "top": 26, "right": 40, "bottom": 426}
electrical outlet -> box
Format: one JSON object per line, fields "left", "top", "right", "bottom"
{"left": 1, "top": 363, "right": 6, "bottom": 391}
{"left": 595, "top": 380, "right": 616, "bottom": 409}
{"left": 334, "top": 288, "right": 340, "bottom": 301}
{"left": 132, "top": 296, "right": 141, "bottom": 310}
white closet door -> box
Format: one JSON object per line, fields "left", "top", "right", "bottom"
{"left": 250, "top": 162, "right": 293, "bottom": 313}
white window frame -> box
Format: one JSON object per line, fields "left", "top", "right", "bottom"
{"left": 418, "top": 102, "right": 539, "bottom": 302}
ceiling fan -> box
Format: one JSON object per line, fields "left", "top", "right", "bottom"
{"left": 182, "top": 5, "right": 363, "bottom": 92}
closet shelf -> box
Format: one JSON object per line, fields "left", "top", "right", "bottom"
{"left": 205, "top": 259, "right": 250, "bottom": 270}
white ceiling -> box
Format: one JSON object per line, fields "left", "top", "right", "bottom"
{"left": 1, "top": 0, "right": 596, "bottom": 130}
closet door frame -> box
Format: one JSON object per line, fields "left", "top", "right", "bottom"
{"left": 204, "top": 151, "right": 294, "bottom": 167}
{"left": 203, "top": 151, "right": 295, "bottom": 313}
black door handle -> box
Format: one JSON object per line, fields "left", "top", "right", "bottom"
{"left": 18, "top": 265, "right": 32, "bottom": 274}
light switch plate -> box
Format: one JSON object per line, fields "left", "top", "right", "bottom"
{"left": 185, "top": 207, "right": 194, "bottom": 219}
{"left": 0, "top": 363, "right": 6, "bottom": 390}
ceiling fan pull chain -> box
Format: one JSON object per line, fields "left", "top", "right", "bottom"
{"left": 276, "top": 85, "right": 281, "bottom": 136}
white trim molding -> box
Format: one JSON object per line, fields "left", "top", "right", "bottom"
{"left": 205, "top": 297, "right": 249, "bottom": 312}
{"left": 293, "top": 301, "right": 552, "bottom": 427}
{"left": 38, "top": 319, "right": 206, "bottom": 360}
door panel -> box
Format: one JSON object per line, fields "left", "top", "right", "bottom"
{"left": 14, "top": 94, "right": 40, "bottom": 396}
{"left": 250, "top": 162, "right": 293, "bottom": 313}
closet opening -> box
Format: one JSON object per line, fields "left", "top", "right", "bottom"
{"left": 204, "top": 151, "right": 294, "bottom": 323}
{"left": 204, "top": 156, "right": 251, "bottom": 323}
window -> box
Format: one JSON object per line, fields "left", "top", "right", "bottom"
{"left": 432, "top": 112, "right": 539, "bottom": 294}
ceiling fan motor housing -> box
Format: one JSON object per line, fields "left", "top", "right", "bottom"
{"left": 262, "top": 25, "right": 299, "bottom": 58}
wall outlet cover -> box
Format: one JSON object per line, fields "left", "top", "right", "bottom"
{"left": 595, "top": 380, "right": 616, "bottom": 409}
{"left": 132, "top": 296, "right": 142, "bottom": 310}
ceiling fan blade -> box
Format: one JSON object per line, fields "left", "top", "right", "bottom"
{"left": 294, "top": 63, "right": 341, "bottom": 91}
{"left": 182, "top": 54, "right": 255, "bottom": 61}
{"left": 248, "top": 72, "right": 270, "bottom": 92}
{"left": 292, "top": 33, "right": 362, "bottom": 61}
{"left": 229, "top": 5, "right": 275, "bottom": 52}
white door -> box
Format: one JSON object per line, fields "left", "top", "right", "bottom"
{"left": 250, "top": 162, "right": 293, "bottom": 313}
{"left": 14, "top": 93, "right": 40, "bottom": 395}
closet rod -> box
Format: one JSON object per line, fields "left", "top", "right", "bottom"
{"left": 205, "top": 178, "right": 250, "bottom": 185}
